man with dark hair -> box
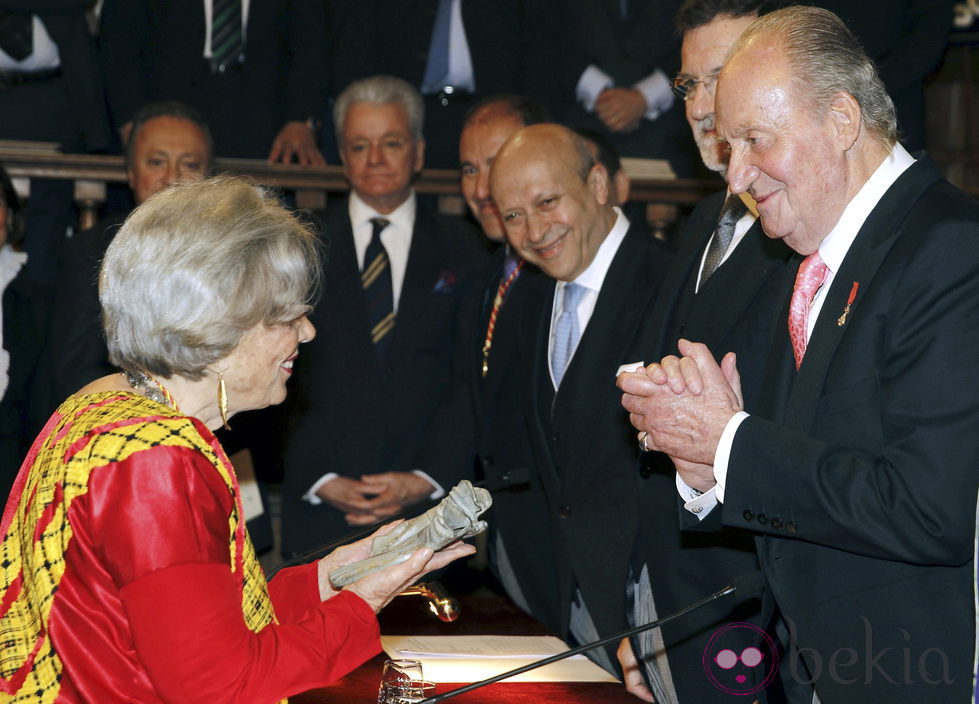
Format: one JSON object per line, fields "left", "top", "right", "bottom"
{"left": 616, "top": 3, "right": 791, "bottom": 701}
{"left": 574, "top": 127, "right": 631, "bottom": 208}
{"left": 281, "top": 76, "right": 486, "bottom": 555}
{"left": 42, "top": 101, "right": 214, "bottom": 406}
{"left": 622, "top": 6, "right": 977, "bottom": 702}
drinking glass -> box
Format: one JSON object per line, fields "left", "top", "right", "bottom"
{"left": 383, "top": 680, "right": 437, "bottom": 703}
{"left": 377, "top": 659, "right": 424, "bottom": 704}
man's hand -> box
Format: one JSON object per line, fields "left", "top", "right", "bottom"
{"left": 268, "top": 120, "right": 326, "bottom": 165}
{"left": 343, "top": 472, "right": 434, "bottom": 525}
{"left": 595, "top": 88, "right": 646, "bottom": 133}
{"left": 617, "top": 638, "right": 655, "bottom": 702}
{"left": 315, "top": 475, "right": 381, "bottom": 518}
{"left": 618, "top": 340, "right": 743, "bottom": 465}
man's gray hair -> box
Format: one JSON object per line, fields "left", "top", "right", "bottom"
{"left": 734, "top": 5, "right": 897, "bottom": 144}
{"left": 100, "top": 176, "right": 321, "bottom": 380}
{"left": 333, "top": 75, "right": 425, "bottom": 144}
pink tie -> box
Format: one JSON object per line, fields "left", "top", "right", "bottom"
{"left": 788, "top": 253, "right": 829, "bottom": 369}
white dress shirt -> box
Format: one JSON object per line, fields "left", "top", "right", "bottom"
{"left": 0, "top": 15, "right": 60, "bottom": 71}
{"left": 548, "top": 207, "right": 630, "bottom": 389}
{"left": 420, "top": 0, "right": 476, "bottom": 94}
{"left": 349, "top": 190, "right": 415, "bottom": 312}
{"left": 682, "top": 143, "right": 916, "bottom": 517}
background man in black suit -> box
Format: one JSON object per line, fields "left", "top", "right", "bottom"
{"left": 621, "top": 7, "right": 978, "bottom": 702}
{"left": 555, "top": 0, "right": 698, "bottom": 176}
{"left": 324, "top": 0, "right": 543, "bottom": 167}
{"left": 490, "top": 124, "right": 672, "bottom": 673}
{"left": 99, "top": 0, "right": 328, "bottom": 163}
{"left": 616, "top": 2, "right": 792, "bottom": 701}
{"left": 0, "top": 0, "right": 111, "bottom": 290}
{"left": 437, "top": 95, "right": 559, "bottom": 625}
{"left": 281, "top": 76, "right": 485, "bottom": 556}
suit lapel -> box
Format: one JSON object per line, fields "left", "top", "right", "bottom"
{"left": 384, "top": 206, "right": 442, "bottom": 378}
{"left": 556, "top": 227, "right": 658, "bottom": 488}
{"left": 783, "top": 159, "right": 943, "bottom": 430}
{"left": 527, "top": 282, "right": 562, "bottom": 498}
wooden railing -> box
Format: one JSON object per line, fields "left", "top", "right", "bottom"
{"left": 0, "top": 148, "right": 723, "bottom": 240}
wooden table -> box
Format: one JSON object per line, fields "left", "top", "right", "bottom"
{"left": 293, "top": 591, "right": 637, "bottom": 704}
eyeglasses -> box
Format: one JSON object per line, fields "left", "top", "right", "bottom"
{"left": 671, "top": 73, "right": 720, "bottom": 100}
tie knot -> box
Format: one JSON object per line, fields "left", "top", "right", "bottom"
{"left": 719, "top": 194, "right": 748, "bottom": 225}
{"left": 369, "top": 217, "right": 390, "bottom": 242}
{"left": 793, "top": 252, "right": 829, "bottom": 301}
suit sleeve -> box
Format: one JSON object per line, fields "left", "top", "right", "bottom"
{"left": 284, "top": 0, "right": 329, "bottom": 123}
{"left": 723, "top": 216, "right": 979, "bottom": 567}
{"left": 98, "top": 0, "right": 151, "bottom": 128}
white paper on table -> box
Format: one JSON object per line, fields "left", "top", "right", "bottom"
{"left": 381, "top": 635, "right": 620, "bottom": 683}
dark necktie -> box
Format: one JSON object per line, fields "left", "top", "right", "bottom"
{"left": 211, "top": 0, "right": 244, "bottom": 72}
{"left": 362, "top": 217, "right": 395, "bottom": 361}
{"left": 699, "top": 194, "right": 748, "bottom": 287}
{"left": 0, "top": 11, "right": 32, "bottom": 61}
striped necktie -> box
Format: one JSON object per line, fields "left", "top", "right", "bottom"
{"left": 363, "top": 217, "right": 395, "bottom": 362}
{"left": 211, "top": 0, "right": 243, "bottom": 72}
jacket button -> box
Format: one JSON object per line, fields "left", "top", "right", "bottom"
{"left": 483, "top": 455, "right": 494, "bottom": 466}
{"left": 771, "top": 516, "right": 783, "bottom": 530}
{"left": 559, "top": 505, "right": 572, "bottom": 518}
{"left": 786, "top": 521, "right": 798, "bottom": 534}
{"left": 757, "top": 513, "right": 768, "bottom": 525}
{"left": 742, "top": 509, "right": 754, "bottom": 522}
{"left": 552, "top": 433, "right": 561, "bottom": 443}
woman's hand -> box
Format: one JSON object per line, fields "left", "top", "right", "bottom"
{"left": 316, "top": 521, "right": 403, "bottom": 600}
{"left": 343, "top": 541, "right": 475, "bottom": 613}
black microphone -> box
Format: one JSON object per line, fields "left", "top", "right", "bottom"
{"left": 267, "top": 468, "right": 532, "bottom": 579}
{"left": 416, "top": 571, "right": 767, "bottom": 703}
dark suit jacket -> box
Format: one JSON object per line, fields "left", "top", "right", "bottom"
{"left": 523, "top": 223, "right": 672, "bottom": 646}
{"left": 723, "top": 158, "right": 978, "bottom": 702}
{"left": 435, "top": 250, "right": 561, "bottom": 629}
{"left": 98, "top": 0, "right": 328, "bottom": 158}
{"left": 280, "top": 197, "right": 486, "bottom": 555}
{"left": 555, "top": 0, "right": 696, "bottom": 175}
{"left": 632, "top": 192, "right": 792, "bottom": 701}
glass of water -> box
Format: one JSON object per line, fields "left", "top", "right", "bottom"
{"left": 377, "top": 659, "right": 424, "bottom": 704}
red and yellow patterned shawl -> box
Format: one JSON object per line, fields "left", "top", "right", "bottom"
{"left": 0, "top": 392, "right": 277, "bottom": 703}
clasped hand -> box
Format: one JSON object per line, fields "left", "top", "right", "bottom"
{"left": 616, "top": 340, "right": 744, "bottom": 490}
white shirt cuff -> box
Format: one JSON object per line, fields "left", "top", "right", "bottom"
{"left": 303, "top": 472, "right": 338, "bottom": 505}
{"left": 676, "top": 473, "right": 719, "bottom": 520}
{"left": 304, "top": 470, "right": 445, "bottom": 505}
{"left": 633, "top": 70, "right": 673, "bottom": 121}
{"left": 576, "top": 64, "right": 614, "bottom": 112}
{"left": 712, "top": 411, "right": 750, "bottom": 503}
{"left": 411, "top": 469, "right": 446, "bottom": 500}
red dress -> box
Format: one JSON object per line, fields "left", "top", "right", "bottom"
{"left": 0, "top": 392, "right": 380, "bottom": 702}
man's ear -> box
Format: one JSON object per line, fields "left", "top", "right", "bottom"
{"left": 588, "top": 162, "right": 610, "bottom": 206}
{"left": 829, "top": 91, "right": 861, "bottom": 151}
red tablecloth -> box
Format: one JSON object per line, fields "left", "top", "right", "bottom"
{"left": 293, "top": 592, "right": 637, "bottom": 704}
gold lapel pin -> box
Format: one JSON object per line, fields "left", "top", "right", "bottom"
{"left": 837, "top": 281, "right": 859, "bottom": 326}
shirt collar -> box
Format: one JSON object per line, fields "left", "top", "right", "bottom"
{"left": 818, "top": 143, "right": 915, "bottom": 274}
{"left": 567, "top": 207, "right": 629, "bottom": 293}
{"left": 348, "top": 189, "right": 416, "bottom": 232}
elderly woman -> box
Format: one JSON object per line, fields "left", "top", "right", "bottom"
{"left": 0, "top": 177, "right": 473, "bottom": 702}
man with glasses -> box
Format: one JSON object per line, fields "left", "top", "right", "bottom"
{"left": 616, "top": 2, "right": 791, "bottom": 702}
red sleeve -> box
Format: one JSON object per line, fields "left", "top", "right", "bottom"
{"left": 268, "top": 562, "right": 322, "bottom": 623}
{"left": 83, "top": 444, "right": 380, "bottom": 702}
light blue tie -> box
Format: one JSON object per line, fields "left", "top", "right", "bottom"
{"left": 422, "top": 0, "right": 453, "bottom": 93}
{"left": 551, "top": 283, "right": 585, "bottom": 387}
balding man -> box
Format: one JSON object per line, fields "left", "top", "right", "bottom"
{"left": 491, "top": 124, "right": 672, "bottom": 671}
{"left": 620, "top": 7, "right": 978, "bottom": 702}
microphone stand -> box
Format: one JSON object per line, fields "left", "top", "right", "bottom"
{"left": 417, "top": 573, "right": 764, "bottom": 703}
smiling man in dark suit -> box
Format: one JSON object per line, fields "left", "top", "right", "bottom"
{"left": 616, "top": 2, "right": 793, "bottom": 702}
{"left": 620, "top": 7, "right": 978, "bottom": 702}
{"left": 490, "top": 123, "right": 672, "bottom": 673}
{"left": 280, "top": 75, "right": 485, "bottom": 556}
